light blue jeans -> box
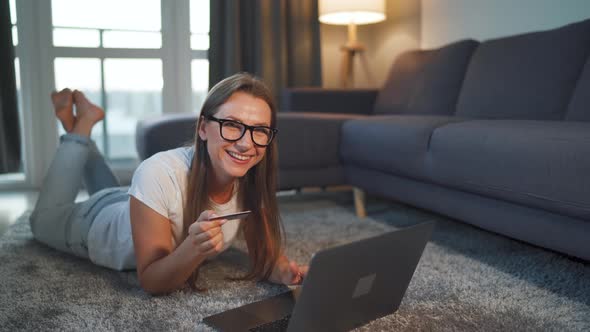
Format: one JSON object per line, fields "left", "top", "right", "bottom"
{"left": 29, "top": 133, "right": 127, "bottom": 258}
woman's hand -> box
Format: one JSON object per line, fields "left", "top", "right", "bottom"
{"left": 270, "top": 256, "right": 309, "bottom": 285}
{"left": 187, "top": 210, "right": 227, "bottom": 260}
{"left": 130, "top": 199, "right": 228, "bottom": 294}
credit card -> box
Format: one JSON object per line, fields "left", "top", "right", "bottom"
{"left": 208, "top": 210, "right": 252, "bottom": 221}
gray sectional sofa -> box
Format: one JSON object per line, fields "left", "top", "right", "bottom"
{"left": 279, "top": 18, "right": 590, "bottom": 261}
{"left": 136, "top": 18, "right": 590, "bottom": 261}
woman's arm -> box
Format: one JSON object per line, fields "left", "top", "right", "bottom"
{"left": 129, "top": 197, "right": 225, "bottom": 295}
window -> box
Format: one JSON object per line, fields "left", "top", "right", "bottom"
{"left": 10, "top": 0, "right": 17, "bottom": 46}
{"left": 190, "top": 0, "right": 210, "bottom": 113}
{"left": 4, "top": 0, "right": 210, "bottom": 188}
{"left": 1, "top": 0, "right": 25, "bottom": 182}
{"left": 52, "top": 0, "right": 162, "bottom": 49}
{"left": 9, "top": 0, "right": 19, "bottom": 98}
{"left": 190, "top": 0, "right": 209, "bottom": 50}
{"left": 51, "top": 0, "right": 165, "bottom": 160}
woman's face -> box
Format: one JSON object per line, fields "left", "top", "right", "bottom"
{"left": 198, "top": 91, "right": 272, "bottom": 185}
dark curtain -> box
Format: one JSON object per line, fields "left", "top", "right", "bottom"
{"left": 209, "top": 0, "right": 322, "bottom": 101}
{"left": 0, "top": 0, "right": 21, "bottom": 174}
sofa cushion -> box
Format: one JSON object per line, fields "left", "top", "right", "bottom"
{"left": 429, "top": 120, "right": 590, "bottom": 220}
{"left": 456, "top": 18, "right": 590, "bottom": 120}
{"left": 373, "top": 39, "right": 478, "bottom": 116}
{"left": 340, "top": 115, "right": 466, "bottom": 180}
{"left": 566, "top": 55, "right": 590, "bottom": 121}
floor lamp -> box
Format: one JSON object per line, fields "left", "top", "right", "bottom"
{"left": 319, "top": 0, "right": 386, "bottom": 88}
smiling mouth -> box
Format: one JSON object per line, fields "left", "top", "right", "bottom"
{"left": 227, "top": 150, "right": 252, "bottom": 161}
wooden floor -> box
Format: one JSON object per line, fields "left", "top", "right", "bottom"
{"left": 0, "top": 188, "right": 362, "bottom": 237}
{"left": 0, "top": 190, "right": 91, "bottom": 237}
{"left": 0, "top": 190, "right": 38, "bottom": 236}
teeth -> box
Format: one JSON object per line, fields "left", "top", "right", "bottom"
{"left": 228, "top": 151, "right": 251, "bottom": 161}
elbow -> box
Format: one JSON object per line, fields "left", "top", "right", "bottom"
{"left": 138, "top": 276, "right": 172, "bottom": 296}
{"left": 137, "top": 269, "right": 174, "bottom": 296}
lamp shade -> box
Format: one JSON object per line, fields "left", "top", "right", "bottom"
{"left": 319, "top": 0, "right": 386, "bottom": 25}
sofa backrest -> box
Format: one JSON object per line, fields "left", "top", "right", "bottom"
{"left": 455, "top": 18, "right": 590, "bottom": 120}
{"left": 373, "top": 39, "right": 479, "bottom": 116}
{"left": 135, "top": 113, "right": 196, "bottom": 160}
{"left": 566, "top": 55, "right": 590, "bottom": 122}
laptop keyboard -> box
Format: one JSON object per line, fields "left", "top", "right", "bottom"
{"left": 249, "top": 315, "right": 291, "bottom": 332}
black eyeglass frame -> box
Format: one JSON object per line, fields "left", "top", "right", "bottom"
{"left": 204, "top": 115, "right": 278, "bottom": 147}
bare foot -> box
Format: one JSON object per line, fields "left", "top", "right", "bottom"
{"left": 51, "top": 88, "right": 75, "bottom": 132}
{"left": 71, "top": 90, "right": 105, "bottom": 137}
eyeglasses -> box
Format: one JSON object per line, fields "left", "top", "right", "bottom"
{"left": 205, "top": 115, "right": 278, "bottom": 147}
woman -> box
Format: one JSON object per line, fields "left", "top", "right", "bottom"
{"left": 30, "top": 73, "right": 307, "bottom": 295}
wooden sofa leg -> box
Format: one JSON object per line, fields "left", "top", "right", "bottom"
{"left": 353, "top": 187, "right": 367, "bottom": 219}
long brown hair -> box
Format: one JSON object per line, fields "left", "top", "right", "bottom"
{"left": 183, "top": 72, "right": 283, "bottom": 289}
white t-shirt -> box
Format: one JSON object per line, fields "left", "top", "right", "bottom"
{"left": 87, "top": 147, "right": 242, "bottom": 270}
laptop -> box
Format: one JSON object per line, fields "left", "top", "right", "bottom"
{"left": 202, "top": 221, "right": 435, "bottom": 332}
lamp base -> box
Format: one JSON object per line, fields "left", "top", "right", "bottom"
{"left": 340, "top": 43, "right": 365, "bottom": 88}
{"left": 341, "top": 43, "right": 365, "bottom": 53}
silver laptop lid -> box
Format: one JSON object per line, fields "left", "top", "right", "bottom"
{"left": 287, "top": 221, "right": 435, "bottom": 332}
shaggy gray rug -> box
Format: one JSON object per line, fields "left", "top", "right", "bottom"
{"left": 1, "top": 192, "right": 589, "bottom": 331}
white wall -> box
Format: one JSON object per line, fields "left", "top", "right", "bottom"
{"left": 422, "top": 0, "right": 590, "bottom": 49}
{"left": 320, "top": 0, "right": 421, "bottom": 88}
